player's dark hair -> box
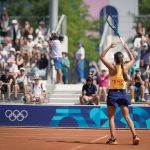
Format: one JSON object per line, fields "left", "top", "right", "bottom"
{"left": 114, "top": 52, "right": 124, "bottom": 64}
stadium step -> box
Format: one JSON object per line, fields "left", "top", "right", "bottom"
{"left": 49, "top": 84, "right": 82, "bottom": 105}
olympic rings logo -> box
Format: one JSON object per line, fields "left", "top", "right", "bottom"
{"left": 5, "top": 110, "right": 28, "bottom": 121}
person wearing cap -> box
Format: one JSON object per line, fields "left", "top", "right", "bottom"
{"left": 130, "top": 69, "right": 146, "bottom": 102}
{"left": 7, "top": 47, "right": 16, "bottom": 60}
{"left": 75, "top": 40, "right": 85, "bottom": 83}
{"left": 26, "top": 74, "right": 47, "bottom": 104}
{"left": 79, "top": 76, "right": 99, "bottom": 105}
{"left": 10, "top": 19, "right": 21, "bottom": 45}
{"left": 0, "top": 68, "right": 14, "bottom": 101}
{"left": 6, "top": 58, "right": 19, "bottom": 78}
{"left": 35, "top": 21, "right": 47, "bottom": 37}
{"left": 14, "top": 67, "right": 29, "bottom": 100}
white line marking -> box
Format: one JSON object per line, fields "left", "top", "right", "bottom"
{"left": 0, "top": 133, "right": 106, "bottom": 137}
{"left": 69, "top": 135, "right": 108, "bottom": 150}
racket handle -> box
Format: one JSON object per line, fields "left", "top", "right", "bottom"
{"left": 120, "top": 37, "right": 125, "bottom": 46}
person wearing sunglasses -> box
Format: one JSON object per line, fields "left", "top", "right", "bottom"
{"left": 79, "top": 76, "right": 99, "bottom": 105}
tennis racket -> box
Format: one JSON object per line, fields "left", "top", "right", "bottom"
{"left": 106, "top": 13, "right": 125, "bottom": 46}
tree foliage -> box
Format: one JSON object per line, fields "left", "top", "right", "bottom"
{"left": 139, "top": 0, "right": 150, "bottom": 15}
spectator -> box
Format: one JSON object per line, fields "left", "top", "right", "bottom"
{"left": 79, "top": 77, "right": 99, "bottom": 105}
{"left": 135, "top": 21, "right": 145, "bottom": 36}
{"left": 130, "top": 69, "right": 146, "bottom": 102}
{"left": 6, "top": 58, "right": 19, "bottom": 78}
{"left": 14, "top": 67, "right": 29, "bottom": 100}
{"left": 31, "top": 52, "right": 48, "bottom": 78}
{"left": 16, "top": 51, "right": 24, "bottom": 69}
{"left": 26, "top": 74, "right": 47, "bottom": 104}
{"left": 61, "top": 52, "right": 70, "bottom": 84}
{"left": 21, "top": 21, "right": 34, "bottom": 38}
{"left": 92, "top": 61, "right": 109, "bottom": 102}
{"left": 0, "top": 7, "right": 9, "bottom": 36}
{"left": 35, "top": 21, "right": 47, "bottom": 37}
{"left": 9, "top": 20, "right": 21, "bottom": 46}
{"left": 75, "top": 40, "right": 85, "bottom": 83}
{"left": 0, "top": 68, "right": 14, "bottom": 100}
{"left": 49, "top": 33, "right": 63, "bottom": 84}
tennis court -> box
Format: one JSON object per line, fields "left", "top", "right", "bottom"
{"left": 0, "top": 127, "right": 149, "bottom": 150}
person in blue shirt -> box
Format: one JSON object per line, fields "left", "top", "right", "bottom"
{"left": 79, "top": 76, "right": 99, "bottom": 105}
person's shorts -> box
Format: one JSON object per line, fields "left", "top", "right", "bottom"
{"left": 18, "top": 82, "right": 24, "bottom": 89}
{"left": 53, "top": 57, "right": 62, "bottom": 70}
{"left": 107, "top": 89, "right": 131, "bottom": 107}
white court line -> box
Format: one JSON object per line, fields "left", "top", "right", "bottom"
{"left": 0, "top": 133, "right": 105, "bottom": 137}
{"left": 69, "top": 135, "right": 108, "bottom": 150}
{"left": 0, "top": 135, "right": 98, "bottom": 140}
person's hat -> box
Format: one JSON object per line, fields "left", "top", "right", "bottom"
{"left": 28, "top": 34, "right": 33, "bottom": 39}
{"left": 12, "top": 19, "right": 18, "bottom": 24}
{"left": 77, "top": 40, "right": 83, "bottom": 45}
{"left": 10, "top": 47, "right": 16, "bottom": 52}
{"left": 7, "top": 58, "right": 15, "bottom": 63}
{"left": 20, "top": 67, "right": 25, "bottom": 71}
{"left": 33, "top": 74, "right": 41, "bottom": 80}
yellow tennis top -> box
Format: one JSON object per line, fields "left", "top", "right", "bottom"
{"left": 109, "top": 65, "right": 126, "bottom": 89}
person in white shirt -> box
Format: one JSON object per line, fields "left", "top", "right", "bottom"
{"left": 26, "top": 74, "right": 47, "bottom": 104}
{"left": 50, "top": 33, "right": 63, "bottom": 84}
{"left": 75, "top": 41, "right": 85, "bottom": 83}
{"left": 14, "top": 67, "right": 29, "bottom": 100}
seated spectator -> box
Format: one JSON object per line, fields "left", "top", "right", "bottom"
{"left": 79, "top": 77, "right": 99, "bottom": 105}
{"left": 130, "top": 69, "right": 146, "bottom": 102}
{"left": 15, "top": 51, "right": 24, "bottom": 69}
{"left": 14, "top": 67, "right": 29, "bottom": 100}
{"left": 0, "top": 68, "right": 14, "bottom": 101}
{"left": 26, "top": 74, "right": 47, "bottom": 104}
{"left": 31, "top": 52, "right": 48, "bottom": 78}
{"left": 6, "top": 58, "right": 19, "bottom": 78}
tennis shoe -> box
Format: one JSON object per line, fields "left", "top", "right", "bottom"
{"left": 106, "top": 138, "right": 118, "bottom": 145}
{"left": 133, "top": 135, "right": 140, "bottom": 145}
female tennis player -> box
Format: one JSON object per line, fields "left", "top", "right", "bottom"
{"left": 99, "top": 42, "right": 140, "bottom": 145}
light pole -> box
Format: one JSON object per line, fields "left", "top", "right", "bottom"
{"left": 49, "top": 0, "right": 58, "bottom": 32}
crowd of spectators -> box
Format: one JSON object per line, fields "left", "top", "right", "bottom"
{"left": 0, "top": 8, "right": 149, "bottom": 104}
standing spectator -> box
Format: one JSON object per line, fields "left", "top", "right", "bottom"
{"left": 92, "top": 61, "right": 109, "bottom": 102}
{"left": 61, "top": 52, "right": 70, "bottom": 84}
{"left": 21, "top": 21, "right": 34, "bottom": 38}
{"left": 79, "top": 77, "right": 99, "bottom": 105}
{"left": 0, "top": 7, "right": 9, "bottom": 36}
{"left": 9, "top": 20, "right": 21, "bottom": 46}
{"left": 49, "top": 33, "right": 63, "bottom": 84}
{"left": 75, "top": 41, "right": 85, "bottom": 83}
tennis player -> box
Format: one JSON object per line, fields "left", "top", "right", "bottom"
{"left": 99, "top": 42, "right": 140, "bottom": 145}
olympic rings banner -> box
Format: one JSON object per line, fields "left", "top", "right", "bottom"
{"left": 0, "top": 105, "right": 150, "bottom": 128}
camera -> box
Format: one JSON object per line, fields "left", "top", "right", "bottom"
{"left": 50, "top": 33, "right": 64, "bottom": 42}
